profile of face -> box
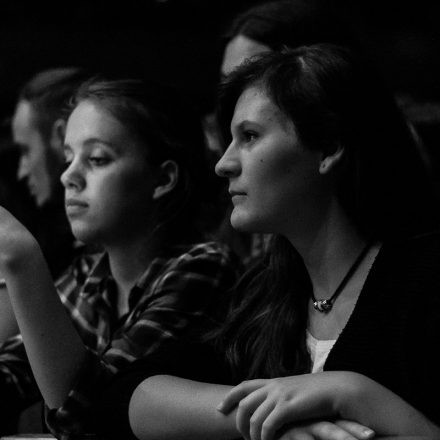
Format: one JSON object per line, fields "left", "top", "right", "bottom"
{"left": 61, "top": 100, "right": 161, "bottom": 246}
{"left": 12, "top": 100, "right": 56, "bottom": 206}
{"left": 215, "top": 86, "right": 330, "bottom": 236}
{"left": 221, "top": 35, "right": 271, "bottom": 77}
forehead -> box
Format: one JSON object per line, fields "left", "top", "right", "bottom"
{"left": 65, "top": 100, "right": 148, "bottom": 163}
{"left": 222, "top": 35, "right": 271, "bottom": 76}
{"left": 66, "top": 100, "right": 121, "bottom": 141}
{"left": 65, "top": 100, "right": 149, "bottom": 161}
{"left": 232, "top": 86, "right": 293, "bottom": 131}
{"left": 12, "top": 100, "right": 38, "bottom": 135}
{"left": 65, "top": 100, "right": 144, "bottom": 155}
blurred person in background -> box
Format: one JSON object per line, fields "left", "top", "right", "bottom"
{"left": 0, "top": 68, "right": 92, "bottom": 365}
{"left": 11, "top": 67, "right": 92, "bottom": 279}
{"left": 0, "top": 67, "right": 92, "bottom": 433}
{"left": 220, "top": 0, "right": 360, "bottom": 77}
{"left": 0, "top": 123, "right": 38, "bottom": 344}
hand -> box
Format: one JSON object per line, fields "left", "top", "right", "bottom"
{"left": 0, "top": 206, "right": 39, "bottom": 274}
{"left": 278, "top": 420, "right": 375, "bottom": 440}
{"left": 217, "top": 372, "right": 357, "bottom": 440}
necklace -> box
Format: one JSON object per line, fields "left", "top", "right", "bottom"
{"left": 311, "top": 241, "right": 373, "bottom": 313}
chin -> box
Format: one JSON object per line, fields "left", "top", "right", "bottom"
{"left": 231, "top": 213, "right": 257, "bottom": 233}
{"left": 230, "top": 209, "right": 275, "bottom": 234}
{"left": 70, "top": 223, "right": 98, "bottom": 245}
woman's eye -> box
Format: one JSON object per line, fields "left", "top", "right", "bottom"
{"left": 89, "top": 156, "right": 110, "bottom": 166}
{"left": 243, "top": 131, "right": 258, "bottom": 142}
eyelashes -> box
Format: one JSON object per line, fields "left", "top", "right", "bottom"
{"left": 62, "top": 155, "right": 111, "bottom": 169}
{"left": 88, "top": 156, "right": 110, "bottom": 166}
{"left": 243, "top": 131, "right": 258, "bottom": 142}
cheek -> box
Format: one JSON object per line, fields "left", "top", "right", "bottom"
{"left": 32, "top": 137, "right": 48, "bottom": 163}
{"left": 252, "top": 153, "right": 297, "bottom": 188}
{"left": 27, "top": 151, "right": 41, "bottom": 171}
{"left": 259, "top": 155, "right": 321, "bottom": 208}
{"left": 104, "top": 170, "right": 153, "bottom": 211}
{"left": 32, "top": 150, "right": 50, "bottom": 177}
{"left": 34, "top": 162, "right": 51, "bottom": 186}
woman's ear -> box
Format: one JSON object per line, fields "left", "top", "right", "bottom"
{"left": 319, "top": 145, "right": 345, "bottom": 175}
{"left": 50, "top": 119, "right": 67, "bottom": 159}
{"left": 152, "top": 160, "right": 179, "bottom": 200}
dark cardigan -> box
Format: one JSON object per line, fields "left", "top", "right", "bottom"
{"left": 95, "top": 232, "right": 440, "bottom": 438}
{"left": 324, "top": 232, "right": 440, "bottom": 425}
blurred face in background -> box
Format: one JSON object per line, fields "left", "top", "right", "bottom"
{"left": 202, "top": 35, "right": 271, "bottom": 157}
{"left": 221, "top": 35, "right": 271, "bottom": 77}
{"left": 12, "top": 100, "right": 58, "bottom": 207}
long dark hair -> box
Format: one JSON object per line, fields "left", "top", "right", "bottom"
{"left": 216, "top": 44, "right": 440, "bottom": 379}
{"left": 73, "top": 78, "right": 213, "bottom": 245}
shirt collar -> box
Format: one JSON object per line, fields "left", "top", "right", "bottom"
{"left": 79, "top": 243, "right": 193, "bottom": 307}
{"left": 81, "top": 253, "right": 112, "bottom": 299}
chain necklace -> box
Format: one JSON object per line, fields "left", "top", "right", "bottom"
{"left": 311, "top": 241, "right": 373, "bottom": 313}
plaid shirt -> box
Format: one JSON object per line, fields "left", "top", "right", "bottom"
{"left": 0, "top": 241, "right": 238, "bottom": 438}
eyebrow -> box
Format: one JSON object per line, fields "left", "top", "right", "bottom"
{"left": 63, "top": 138, "right": 119, "bottom": 152}
{"left": 233, "top": 120, "right": 261, "bottom": 130}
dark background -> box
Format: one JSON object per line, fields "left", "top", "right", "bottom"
{"left": 0, "top": 0, "right": 439, "bottom": 258}
{"left": 1, "top": 0, "right": 440, "bottom": 178}
{"left": 0, "top": 0, "right": 440, "bottom": 119}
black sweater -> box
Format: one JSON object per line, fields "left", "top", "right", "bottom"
{"left": 324, "top": 232, "right": 440, "bottom": 424}
{"left": 95, "top": 232, "right": 440, "bottom": 438}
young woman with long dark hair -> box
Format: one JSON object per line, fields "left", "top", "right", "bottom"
{"left": 101, "top": 45, "right": 440, "bottom": 440}
{"left": 213, "top": 0, "right": 367, "bottom": 266}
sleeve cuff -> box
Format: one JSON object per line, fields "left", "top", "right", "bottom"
{"left": 44, "top": 348, "right": 113, "bottom": 437}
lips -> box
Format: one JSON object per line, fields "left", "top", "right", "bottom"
{"left": 65, "top": 199, "right": 88, "bottom": 208}
{"left": 229, "top": 190, "right": 247, "bottom": 205}
{"left": 229, "top": 189, "right": 246, "bottom": 197}
{"left": 65, "top": 198, "right": 88, "bottom": 215}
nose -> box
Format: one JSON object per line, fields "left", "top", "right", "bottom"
{"left": 215, "top": 143, "right": 241, "bottom": 178}
{"left": 60, "top": 159, "right": 85, "bottom": 191}
{"left": 16, "top": 156, "right": 29, "bottom": 181}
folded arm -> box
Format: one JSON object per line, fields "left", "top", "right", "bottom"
{"left": 128, "top": 375, "right": 374, "bottom": 440}
{"left": 218, "top": 371, "right": 440, "bottom": 440}
{"left": 129, "top": 375, "right": 236, "bottom": 440}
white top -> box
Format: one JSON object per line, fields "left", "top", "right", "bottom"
{"left": 306, "top": 330, "right": 337, "bottom": 373}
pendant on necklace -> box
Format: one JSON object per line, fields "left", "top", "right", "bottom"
{"left": 313, "top": 299, "right": 333, "bottom": 313}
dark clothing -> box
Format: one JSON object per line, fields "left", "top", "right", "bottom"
{"left": 0, "top": 241, "right": 238, "bottom": 437}
{"left": 45, "top": 241, "right": 238, "bottom": 436}
{"left": 95, "top": 232, "right": 440, "bottom": 439}
{"left": 324, "top": 232, "right": 440, "bottom": 425}
{"left": 95, "top": 341, "right": 231, "bottom": 440}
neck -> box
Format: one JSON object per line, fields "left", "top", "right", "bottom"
{"left": 105, "top": 234, "right": 159, "bottom": 297}
{"left": 285, "top": 198, "right": 367, "bottom": 298}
